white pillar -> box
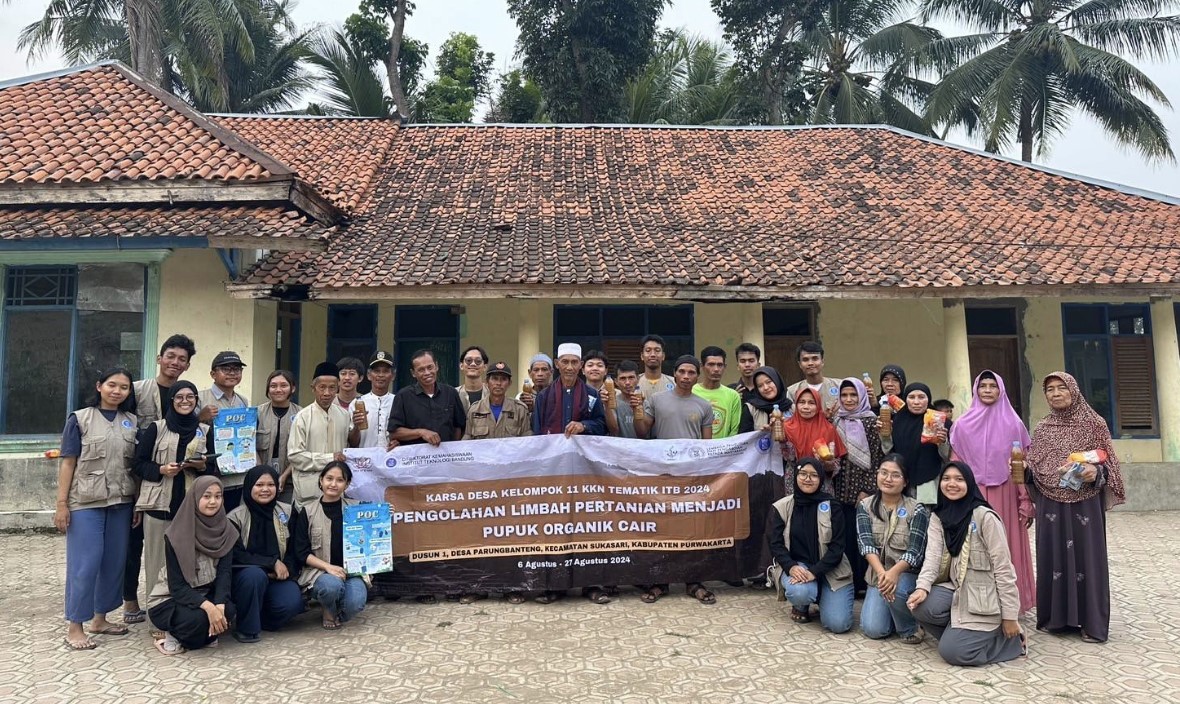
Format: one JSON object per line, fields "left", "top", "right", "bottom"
{"left": 1150, "top": 296, "right": 1180, "bottom": 461}
{"left": 943, "top": 299, "right": 973, "bottom": 411}
{"left": 517, "top": 299, "right": 540, "bottom": 386}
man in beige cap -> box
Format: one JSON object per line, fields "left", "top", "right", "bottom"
{"left": 463, "top": 362, "right": 531, "bottom": 439}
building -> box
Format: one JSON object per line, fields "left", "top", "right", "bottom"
{"left": 3, "top": 61, "right": 1180, "bottom": 476}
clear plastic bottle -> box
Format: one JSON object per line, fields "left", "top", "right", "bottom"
{"left": 771, "top": 404, "right": 785, "bottom": 442}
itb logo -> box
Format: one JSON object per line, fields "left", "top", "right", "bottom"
{"left": 757, "top": 436, "right": 772, "bottom": 452}
{"left": 385, "top": 457, "right": 398, "bottom": 468}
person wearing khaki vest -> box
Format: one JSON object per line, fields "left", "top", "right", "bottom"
{"left": 54, "top": 368, "right": 139, "bottom": 651}
{"left": 227, "top": 465, "right": 305, "bottom": 643}
{"left": 908, "top": 462, "right": 1024, "bottom": 667}
{"left": 856, "top": 454, "right": 930, "bottom": 643}
{"left": 766, "top": 458, "right": 855, "bottom": 634}
{"left": 147, "top": 477, "right": 238, "bottom": 655}
{"left": 291, "top": 461, "right": 367, "bottom": 630}
{"left": 463, "top": 362, "right": 532, "bottom": 441}
{"left": 254, "top": 370, "right": 302, "bottom": 502}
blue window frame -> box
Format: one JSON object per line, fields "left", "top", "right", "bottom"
{"left": 1062, "top": 303, "right": 1157, "bottom": 437}
{"left": 553, "top": 305, "right": 694, "bottom": 374}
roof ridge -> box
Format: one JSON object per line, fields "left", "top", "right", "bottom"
{"left": 0, "top": 59, "right": 122, "bottom": 91}
{"left": 212, "top": 113, "right": 396, "bottom": 122}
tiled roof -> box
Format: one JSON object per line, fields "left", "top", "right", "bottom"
{"left": 0, "top": 63, "right": 290, "bottom": 185}
{"left": 0, "top": 204, "right": 333, "bottom": 247}
{"left": 237, "top": 124, "right": 1180, "bottom": 294}
{"left": 212, "top": 116, "right": 398, "bottom": 213}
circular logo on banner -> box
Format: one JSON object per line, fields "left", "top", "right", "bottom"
{"left": 897, "top": 507, "right": 907, "bottom": 518}
{"left": 385, "top": 457, "right": 398, "bottom": 468}
{"left": 689, "top": 446, "right": 706, "bottom": 459}
{"left": 121, "top": 419, "right": 133, "bottom": 428}
{"left": 819, "top": 501, "right": 830, "bottom": 513}
{"left": 757, "top": 436, "right": 772, "bottom": 452}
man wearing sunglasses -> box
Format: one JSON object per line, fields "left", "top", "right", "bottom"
{"left": 456, "top": 345, "right": 489, "bottom": 414}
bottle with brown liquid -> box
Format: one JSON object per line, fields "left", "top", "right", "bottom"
{"left": 771, "top": 404, "right": 785, "bottom": 442}
{"left": 523, "top": 378, "right": 534, "bottom": 396}
{"left": 879, "top": 404, "right": 892, "bottom": 437}
{"left": 1009, "top": 441, "right": 1025, "bottom": 484}
{"left": 603, "top": 377, "right": 616, "bottom": 409}
{"left": 861, "top": 372, "right": 874, "bottom": 396}
{"left": 354, "top": 399, "right": 368, "bottom": 431}
{"left": 633, "top": 388, "right": 646, "bottom": 421}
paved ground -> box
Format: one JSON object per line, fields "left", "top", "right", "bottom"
{"left": 0, "top": 512, "right": 1176, "bottom": 704}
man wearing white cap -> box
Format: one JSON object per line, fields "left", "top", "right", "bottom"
{"left": 531, "top": 343, "right": 606, "bottom": 437}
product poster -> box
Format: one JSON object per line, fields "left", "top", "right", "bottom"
{"left": 344, "top": 502, "right": 394, "bottom": 576}
{"left": 213, "top": 407, "right": 258, "bottom": 475}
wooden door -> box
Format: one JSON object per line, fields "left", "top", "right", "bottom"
{"left": 967, "top": 336, "right": 1023, "bottom": 418}
{"left": 765, "top": 336, "right": 809, "bottom": 386}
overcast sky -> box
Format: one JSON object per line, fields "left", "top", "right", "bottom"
{"left": 3, "top": 0, "right": 1177, "bottom": 197}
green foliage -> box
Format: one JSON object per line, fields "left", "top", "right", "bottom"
{"left": 507, "top": 0, "right": 669, "bottom": 122}
{"left": 416, "top": 32, "right": 495, "bottom": 122}
{"left": 921, "top": 0, "right": 1180, "bottom": 161}
{"left": 486, "top": 69, "right": 547, "bottom": 122}
{"left": 303, "top": 27, "right": 392, "bottom": 116}
{"left": 625, "top": 29, "right": 743, "bottom": 124}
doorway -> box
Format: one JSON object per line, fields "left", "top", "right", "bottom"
{"left": 966, "top": 305, "right": 1025, "bottom": 419}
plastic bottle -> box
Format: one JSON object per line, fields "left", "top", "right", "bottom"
{"left": 861, "top": 372, "right": 874, "bottom": 396}
{"left": 523, "top": 378, "right": 534, "bottom": 396}
{"left": 1009, "top": 441, "right": 1025, "bottom": 484}
{"left": 879, "top": 404, "right": 892, "bottom": 437}
{"left": 603, "top": 377, "right": 616, "bottom": 408}
{"left": 354, "top": 399, "right": 368, "bottom": 431}
{"left": 633, "top": 389, "right": 646, "bottom": 421}
{"left": 771, "top": 404, "right": 785, "bottom": 442}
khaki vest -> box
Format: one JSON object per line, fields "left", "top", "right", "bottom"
{"left": 255, "top": 401, "right": 301, "bottom": 473}
{"left": 69, "top": 407, "right": 138, "bottom": 510}
{"left": 296, "top": 499, "right": 356, "bottom": 590}
{"left": 945, "top": 507, "right": 1004, "bottom": 628}
{"left": 228, "top": 501, "right": 293, "bottom": 562}
{"left": 132, "top": 379, "right": 164, "bottom": 430}
{"left": 146, "top": 549, "right": 218, "bottom": 610}
{"left": 135, "top": 419, "right": 210, "bottom": 513}
{"left": 857, "top": 494, "right": 922, "bottom": 586}
{"left": 770, "top": 494, "right": 853, "bottom": 593}
{"left": 463, "top": 397, "right": 532, "bottom": 439}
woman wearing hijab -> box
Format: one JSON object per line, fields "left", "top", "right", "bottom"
{"left": 883, "top": 382, "right": 948, "bottom": 505}
{"left": 782, "top": 388, "right": 846, "bottom": 493}
{"left": 146, "top": 476, "right": 239, "bottom": 655}
{"left": 908, "top": 462, "right": 1023, "bottom": 666}
{"left": 878, "top": 365, "right": 907, "bottom": 407}
{"left": 738, "top": 366, "right": 793, "bottom": 433}
{"left": 766, "top": 458, "right": 855, "bottom": 633}
{"left": 857, "top": 454, "right": 929, "bottom": 643}
{"left": 291, "top": 461, "right": 368, "bottom": 630}
{"left": 133, "top": 381, "right": 216, "bottom": 610}
{"left": 1027, "top": 372, "right": 1125, "bottom": 643}
{"left": 834, "top": 377, "right": 883, "bottom": 594}
{"left": 227, "top": 465, "right": 305, "bottom": 643}
{"left": 950, "top": 371, "right": 1036, "bottom": 613}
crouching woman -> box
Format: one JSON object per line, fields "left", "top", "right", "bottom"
{"left": 767, "top": 458, "right": 855, "bottom": 633}
{"left": 227, "top": 465, "right": 305, "bottom": 643}
{"left": 291, "top": 461, "right": 367, "bottom": 630}
{"left": 147, "top": 476, "right": 239, "bottom": 655}
{"left": 907, "top": 462, "right": 1024, "bottom": 666}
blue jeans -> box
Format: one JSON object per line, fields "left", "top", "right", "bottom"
{"left": 860, "top": 571, "right": 920, "bottom": 638}
{"left": 65, "top": 503, "right": 132, "bottom": 624}
{"left": 780, "top": 567, "right": 855, "bottom": 634}
{"left": 311, "top": 573, "right": 367, "bottom": 623}
{"left": 232, "top": 566, "right": 306, "bottom": 636}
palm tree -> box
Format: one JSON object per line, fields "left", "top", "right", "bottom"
{"left": 303, "top": 28, "right": 393, "bottom": 117}
{"left": 921, "top": 0, "right": 1180, "bottom": 161}
{"left": 625, "top": 30, "right": 743, "bottom": 125}
{"left": 795, "top": 0, "right": 944, "bottom": 134}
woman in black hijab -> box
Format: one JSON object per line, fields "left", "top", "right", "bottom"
{"left": 766, "top": 458, "right": 855, "bottom": 633}
{"left": 227, "top": 464, "right": 305, "bottom": 643}
{"left": 907, "top": 462, "right": 1024, "bottom": 666}
{"left": 739, "top": 366, "right": 793, "bottom": 433}
{"left": 886, "top": 382, "right": 949, "bottom": 505}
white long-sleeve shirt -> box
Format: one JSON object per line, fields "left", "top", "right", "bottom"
{"left": 287, "top": 402, "right": 350, "bottom": 507}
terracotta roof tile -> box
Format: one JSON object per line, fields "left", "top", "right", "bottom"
{"left": 0, "top": 63, "right": 287, "bottom": 186}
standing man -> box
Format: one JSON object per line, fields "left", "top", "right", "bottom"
{"left": 357, "top": 351, "right": 397, "bottom": 449}
{"left": 287, "top": 362, "right": 363, "bottom": 507}
{"left": 694, "top": 346, "right": 743, "bottom": 439}
{"left": 388, "top": 350, "right": 466, "bottom": 447}
{"left": 198, "top": 351, "right": 250, "bottom": 511}
{"left": 517, "top": 353, "right": 554, "bottom": 412}
{"left": 729, "top": 343, "right": 761, "bottom": 404}
{"left": 632, "top": 355, "right": 717, "bottom": 605}
{"left": 611, "top": 360, "right": 641, "bottom": 439}
{"left": 786, "top": 341, "right": 841, "bottom": 417}
{"left": 532, "top": 343, "right": 606, "bottom": 437}
{"left": 456, "top": 345, "right": 489, "bottom": 414}
{"left": 637, "top": 335, "right": 675, "bottom": 400}
{"left": 463, "top": 362, "right": 531, "bottom": 440}
{"left": 336, "top": 357, "right": 366, "bottom": 410}
{"left": 582, "top": 350, "right": 621, "bottom": 437}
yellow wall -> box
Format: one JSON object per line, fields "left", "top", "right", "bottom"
{"left": 818, "top": 298, "right": 949, "bottom": 395}
{"left": 157, "top": 249, "right": 275, "bottom": 402}
{"left": 297, "top": 301, "right": 328, "bottom": 394}
{"left": 693, "top": 302, "right": 749, "bottom": 384}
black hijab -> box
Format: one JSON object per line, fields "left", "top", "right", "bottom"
{"left": 789, "top": 458, "right": 832, "bottom": 566}
{"left": 165, "top": 381, "right": 200, "bottom": 436}
{"left": 750, "top": 366, "right": 793, "bottom": 413}
{"left": 891, "top": 382, "right": 942, "bottom": 487}
{"left": 879, "top": 364, "right": 907, "bottom": 394}
{"left": 934, "top": 461, "right": 991, "bottom": 556}
{"left": 242, "top": 464, "right": 281, "bottom": 558}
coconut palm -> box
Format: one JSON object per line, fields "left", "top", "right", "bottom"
{"left": 626, "top": 30, "right": 743, "bottom": 125}
{"left": 303, "top": 28, "right": 393, "bottom": 117}
{"left": 921, "top": 0, "right": 1180, "bottom": 161}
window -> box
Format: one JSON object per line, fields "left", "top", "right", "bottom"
{"left": 553, "top": 305, "right": 694, "bottom": 374}
{"left": 1062, "top": 303, "right": 1157, "bottom": 436}
{"left": 327, "top": 305, "right": 377, "bottom": 365}
{"left": 2, "top": 264, "right": 145, "bottom": 435}
{"left": 395, "top": 306, "right": 460, "bottom": 387}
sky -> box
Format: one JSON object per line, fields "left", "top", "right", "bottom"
{"left": 2, "top": 0, "right": 1178, "bottom": 197}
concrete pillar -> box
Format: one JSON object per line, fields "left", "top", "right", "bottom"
{"left": 943, "top": 299, "right": 973, "bottom": 411}
{"left": 517, "top": 299, "right": 540, "bottom": 388}
{"left": 741, "top": 302, "right": 765, "bottom": 360}
{"left": 1150, "top": 296, "right": 1180, "bottom": 461}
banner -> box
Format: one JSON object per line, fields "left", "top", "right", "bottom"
{"left": 344, "top": 503, "right": 394, "bottom": 576}
{"left": 214, "top": 407, "right": 258, "bottom": 475}
{"left": 345, "top": 432, "right": 784, "bottom": 594}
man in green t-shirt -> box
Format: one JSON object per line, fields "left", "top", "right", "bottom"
{"left": 693, "top": 346, "right": 743, "bottom": 439}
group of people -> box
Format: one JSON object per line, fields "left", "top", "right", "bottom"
{"left": 55, "top": 332, "right": 1125, "bottom": 667}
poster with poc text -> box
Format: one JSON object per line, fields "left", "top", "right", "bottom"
{"left": 344, "top": 503, "right": 394, "bottom": 576}
{"left": 214, "top": 407, "right": 258, "bottom": 475}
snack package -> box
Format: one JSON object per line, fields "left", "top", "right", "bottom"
{"left": 1068, "top": 450, "right": 1108, "bottom": 464}
{"left": 813, "top": 439, "right": 834, "bottom": 461}
{"left": 921, "top": 410, "right": 947, "bottom": 444}
{"left": 885, "top": 394, "right": 906, "bottom": 412}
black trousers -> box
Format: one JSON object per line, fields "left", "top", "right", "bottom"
{"left": 122, "top": 519, "right": 144, "bottom": 603}
{"left": 149, "top": 592, "right": 237, "bottom": 650}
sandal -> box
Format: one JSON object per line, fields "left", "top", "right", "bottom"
{"left": 87, "top": 624, "right": 129, "bottom": 636}
{"left": 900, "top": 627, "right": 925, "bottom": 645}
{"left": 64, "top": 636, "right": 97, "bottom": 651}
{"left": 640, "top": 586, "right": 668, "bottom": 604}
{"left": 122, "top": 609, "right": 146, "bottom": 624}
{"left": 153, "top": 634, "right": 184, "bottom": 656}
{"left": 585, "top": 588, "right": 611, "bottom": 605}
{"left": 459, "top": 592, "right": 488, "bottom": 605}
{"left": 790, "top": 607, "right": 812, "bottom": 623}
{"left": 689, "top": 585, "right": 716, "bottom": 605}
{"left": 505, "top": 592, "right": 527, "bottom": 605}
{"left": 321, "top": 617, "right": 341, "bottom": 631}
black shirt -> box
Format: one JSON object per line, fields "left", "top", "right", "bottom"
{"left": 162, "top": 538, "right": 232, "bottom": 606}
{"left": 291, "top": 501, "right": 344, "bottom": 567}
{"left": 387, "top": 382, "right": 466, "bottom": 444}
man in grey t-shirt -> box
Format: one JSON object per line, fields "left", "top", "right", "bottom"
{"left": 635, "top": 355, "right": 714, "bottom": 440}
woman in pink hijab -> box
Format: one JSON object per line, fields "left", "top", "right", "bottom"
{"left": 949, "top": 370, "right": 1035, "bottom": 613}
